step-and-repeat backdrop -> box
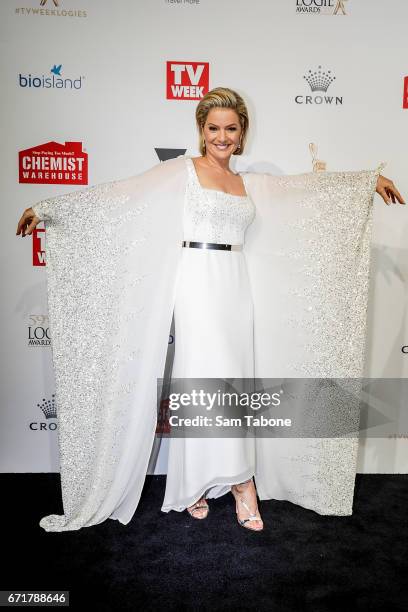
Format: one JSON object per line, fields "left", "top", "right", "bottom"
{"left": 1, "top": 0, "right": 407, "bottom": 474}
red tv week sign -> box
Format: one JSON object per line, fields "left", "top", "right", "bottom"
{"left": 403, "top": 76, "right": 408, "bottom": 109}
{"left": 19, "top": 140, "right": 88, "bottom": 184}
{"left": 166, "top": 61, "right": 209, "bottom": 100}
{"left": 33, "top": 227, "right": 46, "bottom": 267}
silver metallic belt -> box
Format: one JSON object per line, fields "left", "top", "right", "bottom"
{"left": 182, "top": 240, "right": 243, "bottom": 252}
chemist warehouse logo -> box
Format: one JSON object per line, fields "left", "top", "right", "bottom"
{"left": 295, "top": 0, "right": 349, "bottom": 15}
{"left": 166, "top": 61, "right": 209, "bottom": 100}
{"left": 19, "top": 64, "right": 85, "bottom": 90}
{"left": 18, "top": 140, "right": 88, "bottom": 184}
{"left": 295, "top": 65, "right": 343, "bottom": 106}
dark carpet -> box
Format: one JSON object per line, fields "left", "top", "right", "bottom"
{"left": 1, "top": 474, "right": 407, "bottom": 611}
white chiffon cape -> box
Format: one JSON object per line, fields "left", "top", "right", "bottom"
{"left": 31, "top": 155, "right": 385, "bottom": 531}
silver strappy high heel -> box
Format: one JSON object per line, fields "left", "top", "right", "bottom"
{"left": 231, "top": 479, "right": 264, "bottom": 531}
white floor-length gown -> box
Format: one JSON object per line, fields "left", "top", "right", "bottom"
{"left": 29, "top": 152, "right": 383, "bottom": 531}
{"left": 161, "top": 157, "right": 257, "bottom": 512}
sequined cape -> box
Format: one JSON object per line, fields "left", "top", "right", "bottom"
{"left": 31, "top": 155, "right": 385, "bottom": 531}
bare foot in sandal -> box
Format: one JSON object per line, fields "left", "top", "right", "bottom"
{"left": 186, "top": 496, "right": 209, "bottom": 519}
{"left": 231, "top": 478, "right": 263, "bottom": 531}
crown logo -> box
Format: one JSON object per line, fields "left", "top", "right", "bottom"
{"left": 303, "top": 66, "right": 336, "bottom": 92}
{"left": 38, "top": 393, "right": 57, "bottom": 419}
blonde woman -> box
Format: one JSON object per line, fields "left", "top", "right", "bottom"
{"left": 16, "top": 88, "right": 405, "bottom": 533}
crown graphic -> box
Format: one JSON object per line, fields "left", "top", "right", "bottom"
{"left": 303, "top": 66, "right": 336, "bottom": 92}
{"left": 38, "top": 393, "right": 57, "bottom": 419}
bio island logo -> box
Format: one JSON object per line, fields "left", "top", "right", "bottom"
{"left": 19, "top": 64, "right": 84, "bottom": 89}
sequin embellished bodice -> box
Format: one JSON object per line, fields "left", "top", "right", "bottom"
{"left": 183, "top": 157, "right": 255, "bottom": 244}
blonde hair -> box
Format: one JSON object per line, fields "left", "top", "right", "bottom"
{"left": 195, "top": 87, "right": 249, "bottom": 156}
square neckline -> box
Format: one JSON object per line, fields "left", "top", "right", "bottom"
{"left": 187, "top": 156, "right": 248, "bottom": 199}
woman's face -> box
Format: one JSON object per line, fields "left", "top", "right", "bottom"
{"left": 202, "top": 108, "right": 242, "bottom": 159}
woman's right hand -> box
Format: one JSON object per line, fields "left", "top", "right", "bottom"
{"left": 16, "top": 207, "right": 41, "bottom": 237}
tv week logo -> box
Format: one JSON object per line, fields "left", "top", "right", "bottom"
{"left": 166, "top": 61, "right": 209, "bottom": 100}
{"left": 403, "top": 76, "right": 408, "bottom": 109}
{"left": 33, "top": 227, "right": 46, "bottom": 266}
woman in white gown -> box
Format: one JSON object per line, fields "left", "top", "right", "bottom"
{"left": 16, "top": 87, "right": 404, "bottom": 533}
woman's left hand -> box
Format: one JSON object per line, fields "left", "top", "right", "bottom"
{"left": 376, "top": 175, "right": 405, "bottom": 206}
